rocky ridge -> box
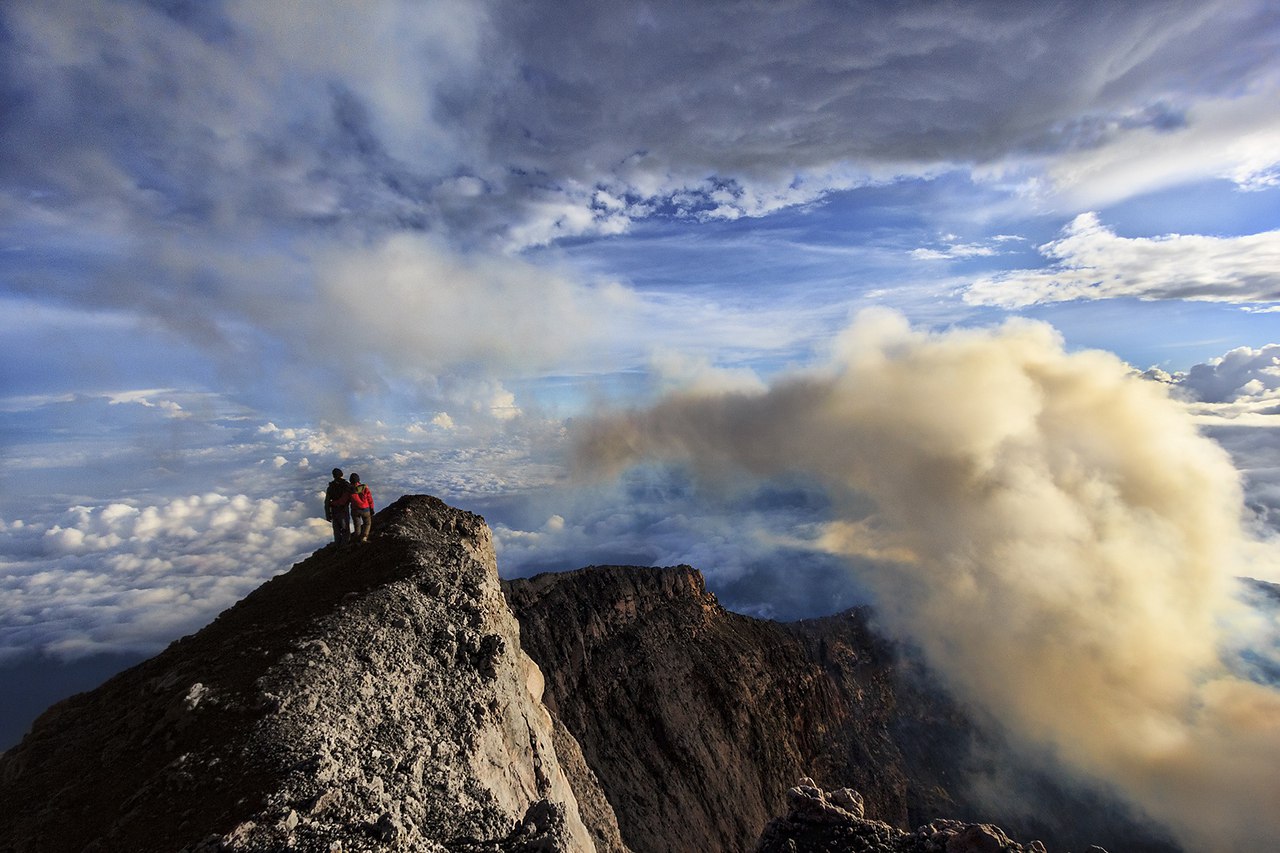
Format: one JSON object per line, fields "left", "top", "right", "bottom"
{"left": 0, "top": 496, "right": 623, "bottom": 853}
{"left": 503, "top": 565, "right": 910, "bottom": 852}
{"left": 0, "top": 496, "right": 1177, "bottom": 853}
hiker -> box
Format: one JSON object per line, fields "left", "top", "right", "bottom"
{"left": 349, "top": 473, "right": 375, "bottom": 543}
{"left": 324, "top": 468, "right": 352, "bottom": 544}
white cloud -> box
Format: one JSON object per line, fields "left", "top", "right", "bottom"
{"left": 0, "top": 494, "right": 326, "bottom": 662}
{"left": 1047, "top": 83, "right": 1280, "bottom": 206}
{"left": 1146, "top": 346, "right": 1280, "bottom": 547}
{"left": 1172, "top": 344, "right": 1280, "bottom": 405}
{"left": 650, "top": 351, "right": 767, "bottom": 396}
{"left": 910, "top": 235, "right": 1017, "bottom": 261}
{"left": 302, "top": 233, "right": 647, "bottom": 401}
{"left": 965, "top": 213, "right": 1280, "bottom": 307}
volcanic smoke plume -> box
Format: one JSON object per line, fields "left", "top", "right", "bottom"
{"left": 573, "top": 309, "right": 1280, "bottom": 852}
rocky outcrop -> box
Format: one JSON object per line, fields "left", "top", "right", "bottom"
{"left": 0, "top": 499, "right": 1180, "bottom": 853}
{"left": 755, "top": 778, "right": 1059, "bottom": 853}
{"left": 0, "top": 496, "right": 617, "bottom": 853}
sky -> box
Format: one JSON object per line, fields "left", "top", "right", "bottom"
{"left": 2, "top": 0, "right": 1280, "bottom": 846}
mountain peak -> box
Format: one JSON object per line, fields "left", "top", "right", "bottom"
{"left": 0, "top": 495, "right": 615, "bottom": 853}
{"left": 1, "top": 496, "right": 1176, "bottom": 853}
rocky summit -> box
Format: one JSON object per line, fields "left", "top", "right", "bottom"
{"left": 1, "top": 496, "right": 1175, "bottom": 853}
{"left": 0, "top": 496, "right": 619, "bottom": 853}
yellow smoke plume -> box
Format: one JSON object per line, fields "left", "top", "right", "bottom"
{"left": 573, "top": 309, "right": 1280, "bottom": 852}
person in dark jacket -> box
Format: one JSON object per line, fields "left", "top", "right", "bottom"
{"left": 324, "top": 468, "right": 352, "bottom": 544}
{"left": 349, "top": 473, "right": 375, "bottom": 543}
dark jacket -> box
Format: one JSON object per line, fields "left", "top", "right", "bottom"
{"left": 324, "top": 478, "right": 351, "bottom": 519}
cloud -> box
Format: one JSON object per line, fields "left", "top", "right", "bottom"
{"left": 1173, "top": 344, "right": 1280, "bottom": 405}
{"left": 6, "top": 0, "right": 1279, "bottom": 254}
{"left": 0, "top": 392, "right": 604, "bottom": 663}
{"left": 1151, "top": 345, "right": 1280, "bottom": 546}
{"left": 311, "top": 234, "right": 641, "bottom": 379}
{"left": 477, "top": 1, "right": 1280, "bottom": 229}
{"left": 0, "top": 494, "right": 325, "bottom": 662}
{"left": 5, "top": 0, "right": 1279, "bottom": 427}
{"left": 964, "top": 213, "right": 1280, "bottom": 307}
{"left": 1047, "top": 83, "right": 1280, "bottom": 205}
{"left": 911, "top": 234, "right": 1022, "bottom": 261}
{"left": 572, "top": 309, "right": 1280, "bottom": 851}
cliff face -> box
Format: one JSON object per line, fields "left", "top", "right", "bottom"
{"left": 502, "top": 565, "right": 911, "bottom": 853}
{"left": 0, "top": 496, "right": 622, "bottom": 853}
{"left": 504, "top": 566, "right": 1180, "bottom": 853}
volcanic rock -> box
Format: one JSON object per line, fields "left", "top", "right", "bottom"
{"left": 754, "top": 779, "right": 1052, "bottom": 853}
{"left": 0, "top": 496, "right": 617, "bottom": 853}
{"left": 503, "top": 565, "right": 912, "bottom": 852}
{"left": 504, "top": 565, "right": 1179, "bottom": 853}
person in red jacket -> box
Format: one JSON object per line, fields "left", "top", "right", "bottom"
{"left": 349, "top": 473, "right": 375, "bottom": 543}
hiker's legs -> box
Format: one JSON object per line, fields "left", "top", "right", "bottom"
{"left": 333, "top": 508, "right": 350, "bottom": 543}
{"left": 352, "top": 508, "right": 371, "bottom": 541}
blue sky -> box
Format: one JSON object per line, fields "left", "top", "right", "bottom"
{"left": 3, "top": 4, "right": 1280, "bottom": 830}
{"left": 3, "top": 0, "right": 1280, "bottom": 638}
{"left": 2, "top": 0, "right": 1279, "bottom": 642}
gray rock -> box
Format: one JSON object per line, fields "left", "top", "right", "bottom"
{"left": 0, "top": 496, "right": 607, "bottom": 853}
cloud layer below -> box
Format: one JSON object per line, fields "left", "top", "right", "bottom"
{"left": 572, "top": 309, "right": 1280, "bottom": 851}
{"left": 0, "top": 494, "right": 323, "bottom": 663}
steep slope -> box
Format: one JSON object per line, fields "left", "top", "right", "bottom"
{"left": 502, "top": 566, "right": 911, "bottom": 853}
{"left": 0, "top": 496, "right": 623, "bottom": 853}
{"left": 504, "top": 565, "right": 1180, "bottom": 853}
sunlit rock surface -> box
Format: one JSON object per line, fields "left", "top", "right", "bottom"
{"left": 0, "top": 496, "right": 612, "bottom": 853}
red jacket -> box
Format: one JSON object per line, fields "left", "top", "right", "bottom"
{"left": 350, "top": 484, "right": 374, "bottom": 510}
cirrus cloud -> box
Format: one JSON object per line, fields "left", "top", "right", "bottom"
{"left": 964, "top": 213, "right": 1280, "bottom": 307}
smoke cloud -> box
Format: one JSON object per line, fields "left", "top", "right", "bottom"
{"left": 573, "top": 309, "right": 1280, "bottom": 852}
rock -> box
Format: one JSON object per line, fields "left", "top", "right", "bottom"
{"left": 0, "top": 496, "right": 608, "bottom": 853}
{"left": 505, "top": 567, "right": 911, "bottom": 852}
{"left": 756, "top": 781, "right": 1045, "bottom": 853}
{"left": 374, "top": 810, "right": 402, "bottom": 842}
{"left": 830, "top": 788, "right": 865, "bottom": 819}
{"left": 945, "top": 824, "right": 1010, "bottom": 853}
{"left": 506, "top": 566, "right": 1179, "bottom": 853}
{"left": 0, "top": 495, "right": 1179, "bottom": 853}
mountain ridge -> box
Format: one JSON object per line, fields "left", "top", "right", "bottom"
{"left": 1, "top": 496, "right": 1179, "bottom": 852}
{"left": 0, "top": 496, "right": 612, "bottom": 853}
